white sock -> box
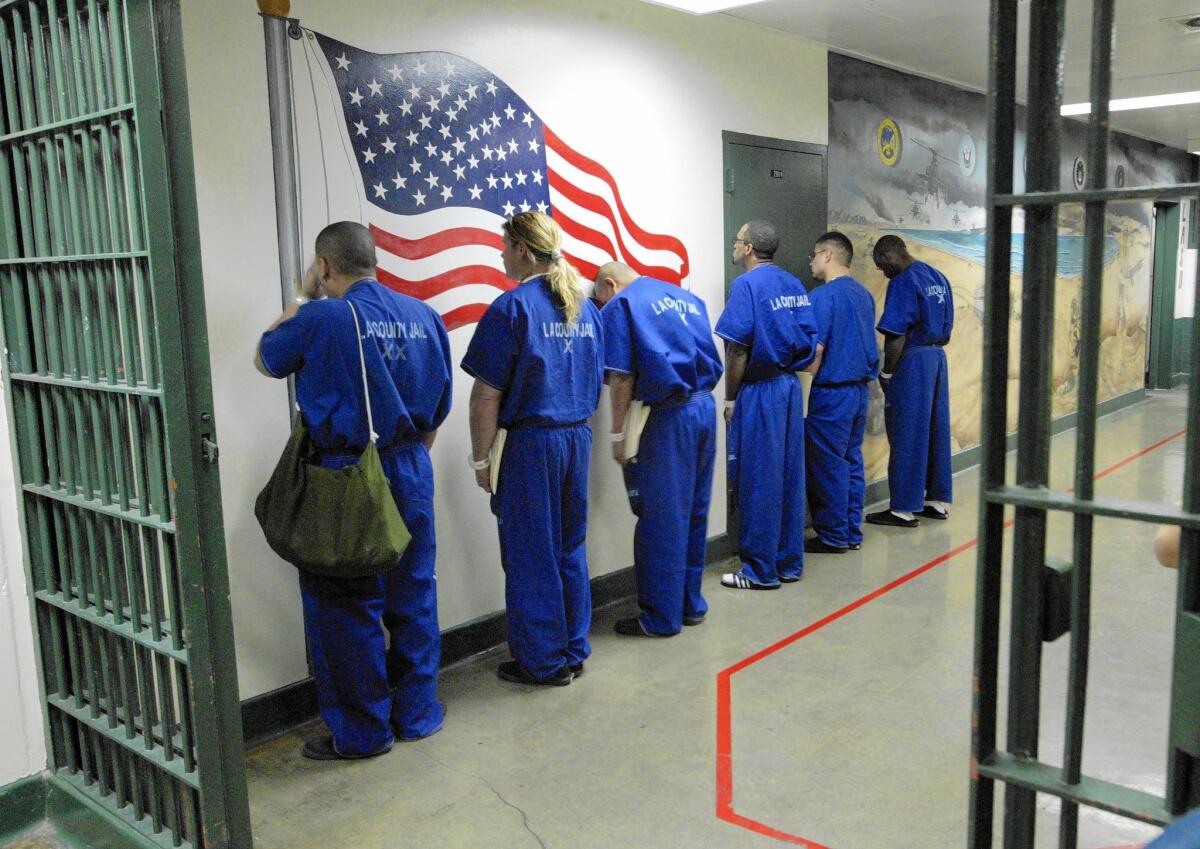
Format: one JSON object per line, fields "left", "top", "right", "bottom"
{"left": 924, "top": 501, "right": 948, "bottom": 514}
{"left": 892, "top": 509, "right": 915, "bottom": 521}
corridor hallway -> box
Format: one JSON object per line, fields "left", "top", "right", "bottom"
{"left": 243, "top": 392, "right": 1189, "bottom": 849}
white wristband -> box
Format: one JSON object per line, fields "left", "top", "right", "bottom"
{"left": 608, "top": 431, "right": 625, "bottom": 443}
{"left": 879, "top": 372, "right": 893, "bottom": 380}
{"left": 723, "top": 399, "right": 736, "bottom": 409}
{"left": 467, "top": 453, "right": 490, "bottom": 470}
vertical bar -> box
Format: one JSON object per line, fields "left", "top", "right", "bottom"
{"left": 969, "top": 1, "right": 1017, "bottom": 847}
{"left": 107, "top": 0, "right": 129, "bottom": 105}
{"left": 1168, "top": 235, "right": 1200, "bottom": 812}
{"left": 10, "top": 7, "right": 36, "bottom": 131}
{"left": 85, "top": 0, "right": 109, "bottom": 110}
{"left": 46, "top": 0, "right": 70, "bottom": 121}
{"left": 263, "top": 12, "right": 300, "bottom": 413}
{"left": 1005, "top": 0, "right": 1065, "bottom": 847}
{"left": 1059, "top": 4, "right": 1114, "bottom": 847}
{"left": 79, "top": 130, "right": 118, "bottom": 383}
{"left": 26, "top": 2, "right": 51, "bottom": 125}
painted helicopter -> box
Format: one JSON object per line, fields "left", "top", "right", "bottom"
{"left": 911, "top": 137, "right": 956, "bottom": 208}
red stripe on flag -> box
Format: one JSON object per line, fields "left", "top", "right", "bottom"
{"left": 545, "top": 125, "right": 690, "bottom": 281}
{"left": 549, "top": 174, "right": 682, "bottom": 285}
{"left": 376, "top": 265, "right": 515, "bottom": 300}
{"left": 565, "top": 252, "right": 598, "bottom": 282}
{"left": 553, "top": 202, "right": 683, "bottom": 286}
{"left": 441, "top": 303, "right": 490, "bottom": 331}
{"left": 369, "top": 224, "right": 504, "bottom": 260}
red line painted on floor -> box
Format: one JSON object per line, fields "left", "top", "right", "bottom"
{"left": 716, "top": 428, "right": 1186, "bottom": 845}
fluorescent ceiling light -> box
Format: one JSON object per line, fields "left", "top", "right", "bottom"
{"left": 637, "top": 0, "right": 767, "bottom": 13}
{"left": 1061, "top": 90, "right": 1200, "bottom": 116}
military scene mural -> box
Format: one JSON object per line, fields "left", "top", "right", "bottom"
{"left": 828, "top": 53, "right": 1194, "bottom": 481}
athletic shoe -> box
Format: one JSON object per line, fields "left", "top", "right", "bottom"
{"left": 865, "top": 509, "right": 919, "bottom": 528}
{"left": 720, "top": 572, "right": 780, "bottom": 590}
{"left": 497, "top": 660, "right": 572, "bottom": 686}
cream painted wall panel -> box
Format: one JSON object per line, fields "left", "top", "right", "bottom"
{"left": 0, "top": 380, "right": 47, "bottom": 784}
{"left": 181, "top": 0, "right": 826, "bottom": 698}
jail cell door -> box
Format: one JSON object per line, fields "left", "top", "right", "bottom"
{"left": 0, "top": 1, "right": 251, "bottom": 848}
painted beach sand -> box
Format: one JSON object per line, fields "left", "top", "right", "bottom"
{"left": 839, "top": 212, "right": 1152, "bottom": 484}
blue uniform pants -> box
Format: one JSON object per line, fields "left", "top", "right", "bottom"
{"left": 492, "top": 423, "right": 592, "bottom": 679}
{"left": 729, "top": 374, "right": 806, "bottom": 585}
{"left": 299, "top": 441, "right": 443, "bottom": 756}
{"left": 623, "top": 393, "right": 715, "bottom": 635}
{"left": 883, "top": 346, "right": 953, "bottom": 512}
{"left": 806, "top": 382, "right": 869, "bottom": 548}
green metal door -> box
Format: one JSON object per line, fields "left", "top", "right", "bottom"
{"left": 1149, "top": 203, "right": 1180, "bottom": 390}
{"left": 0, "top": 1, "right": 251, "bottom": 847}
{"left": 722, "top": 132, "right": 828, "bottom": 291}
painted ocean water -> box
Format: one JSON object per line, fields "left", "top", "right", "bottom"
{"left": 897, "top": 229, "right": 1120, "bottom": 277}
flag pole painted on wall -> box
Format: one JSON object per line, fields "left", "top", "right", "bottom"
{"left": 260, "top": 7, "right": 303, "bottom": 414}
{"left": 276, "top": 26, "right": 691, "bottom": 330}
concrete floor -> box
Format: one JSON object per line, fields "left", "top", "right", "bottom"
{"left": 244, "top": 391, "right": 1188, "bottom": 849}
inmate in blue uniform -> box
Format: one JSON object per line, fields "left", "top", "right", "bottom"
{"left": 807, "top": 275, "right": 880, "bottom": 548}
{"left": 876, "top": 260, "right": 954, "bottom": 513}
{"left": 259, "top": 279, "right": 453, "bottom": 754}
{"left": 603, "top": 277, "right": 723, "bottom": 634}
{"left": 715, "top": 264, "right": 819, "bottom": 586}
{"left": 461, "top": 276, "right": 603, "bottom": 680}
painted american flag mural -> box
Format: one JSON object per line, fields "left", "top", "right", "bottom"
{"left": 309, "top": 31, "right": 691, "bottom": 330}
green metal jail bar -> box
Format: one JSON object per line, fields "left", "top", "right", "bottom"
{"left": 0, "top": 1, "right": 252, "bottom": 847}
{"left": 970, "top": 1, "right": 1200, "bottom": 848}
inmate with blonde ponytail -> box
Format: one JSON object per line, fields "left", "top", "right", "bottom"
{"left": 502, "top": 211, "right": 586, "bottom": 325}
{"left": 462, "top": 210, "right": 604, "bottom": 686}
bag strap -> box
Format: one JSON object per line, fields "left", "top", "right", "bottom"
{"left": 346, "top": 301, "right": 378, "bottom": 444}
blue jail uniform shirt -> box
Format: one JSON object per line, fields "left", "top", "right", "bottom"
{"left": 601, "top": 277, "right": 723, "bottom": 403}
{"left": 258, "top": 279, "right": 453, "bottom": 453}
{"left": 461, "top": 275, "right": 604, "bottom": 428}
{"left": 714, "top": 264, "right": 820, "bottom": 382}
{"left": 876, "top": 261, "right": 954, "bottom": 346}
{"left": 811, "top": 275, "right": 880, "bottom": 385}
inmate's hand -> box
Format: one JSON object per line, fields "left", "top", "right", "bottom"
{"left": 612, "top": 440, "right": 628, "bottom": 466}
{"left": 475, "top": 466, "right": 492, "bottom": 494}
{"left": 301, "top": 261, "right": 323, "bottom": 300}
{"left": 724, "top": 405, "right": 734, "bottom": 427}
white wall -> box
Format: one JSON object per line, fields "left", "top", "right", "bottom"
{"left": 180, "top": 0, "right": 827, "bottom": 699}
{"left": 0, "top": 379, "right": 48, "bottom": 785}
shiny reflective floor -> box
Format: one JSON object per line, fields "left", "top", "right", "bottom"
{"left": 244, "top": 391, "right": 1188, "bottom": 849}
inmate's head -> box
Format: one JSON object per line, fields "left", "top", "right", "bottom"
{"left": 314, "top": 221, "right": 378, "bottom": 280}
{"left": 592, "top": 261, "right": 639, "bottom": 306}
{"left": 733, "top": 220, "right": 779, "bottom": 269}
{"left": 810, "top": 230, "right": 853, "bottom": 282}
{"left": 872, "top": 234, "right": 911, "bottom": 280}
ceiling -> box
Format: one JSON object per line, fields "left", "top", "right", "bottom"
{"left": 723, "top": 0, "right": 1200, "bottom": 153}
